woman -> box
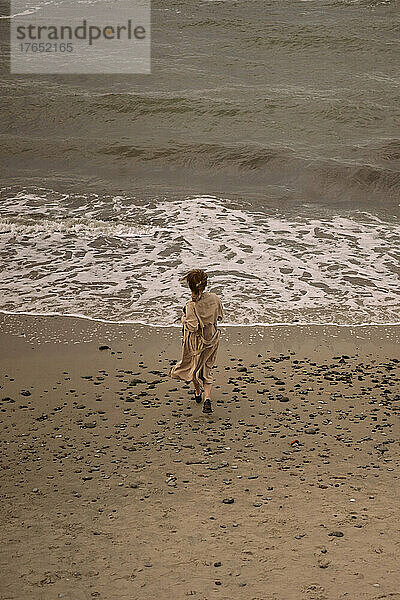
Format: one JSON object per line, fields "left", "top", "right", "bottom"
{"left": 169, "top": 269, "right": 223, "bottom": 414}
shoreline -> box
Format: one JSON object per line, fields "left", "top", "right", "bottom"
{"left": 0, "top": 312, "right": 399, "bottom": 599}
{"left": 2, "top": 309, "right": 400, "bottom": 329}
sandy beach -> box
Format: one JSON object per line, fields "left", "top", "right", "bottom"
{"left": 0, "top": 313, "right": 399, "bottom": 600}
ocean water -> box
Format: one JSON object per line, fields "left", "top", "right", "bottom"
{"left": 0, "top": 0, "right": 399, "bottom": 326}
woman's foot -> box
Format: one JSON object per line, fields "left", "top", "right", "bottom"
{"left": 193, "top": 382, "right": 202, "bottom": 404}
{"left": 202, "top": 398, "right": 212, "bottom": 414}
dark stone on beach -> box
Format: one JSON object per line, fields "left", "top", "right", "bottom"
{"left": 82, "top": 422, "right": 96, "bottom": 429}
{"left": 279, "top": 396, "right": 289, "bottom": 402}
{"left": 21, "top": 390, "right": 31, "bottom": 396}
{"left": 214, "top": 562, "right": 222, "bottom": 567}
{"left": 237, "top": 367, "right": 248, "bottom": 372}
{"left": 98, "top": 345, "right": 110, "bottom": 351}
{"left": 305, "top": 428, "right": 319, "bottom": 435}
{"left": 222, "top": 498, "right": 234, "bottom": 504}
{"left": 328, "top": 531, "right": 344, "bottom": 537}
{"left": 36, "top": 413, "right": 48, "bottom": 421}
{"left": 215, "top": 581, "right": 222, "bottom": 586}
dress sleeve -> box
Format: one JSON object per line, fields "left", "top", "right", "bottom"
{"left": 182, "top": 301, "right": 199, "bottom": 332}
{"left": 217, "top": 297, "right": 223, "bottom": 322}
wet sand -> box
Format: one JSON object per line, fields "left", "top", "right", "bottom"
{"left": 0, "top": 313, "right": 399, "bottom": 600}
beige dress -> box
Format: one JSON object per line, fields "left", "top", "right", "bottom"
{"left": 170, "top": 291, "right": 223, "bottom": 385}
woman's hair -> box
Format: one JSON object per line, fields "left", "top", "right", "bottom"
{"left": 185, "top": 269, "right": 208, "bottom": 301}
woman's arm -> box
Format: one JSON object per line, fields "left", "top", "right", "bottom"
{"left": 217, "top": 297, "right": 223, "bottom": 322}
{"left": 181, "top": 301, "right": 199, "bottom": 332}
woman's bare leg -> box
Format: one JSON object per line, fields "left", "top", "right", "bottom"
{"left": 193, "top": 378, "right": 201, "bottom": 396}
{"left": 204, "top": 382, "right": 212, "bottom": 400}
